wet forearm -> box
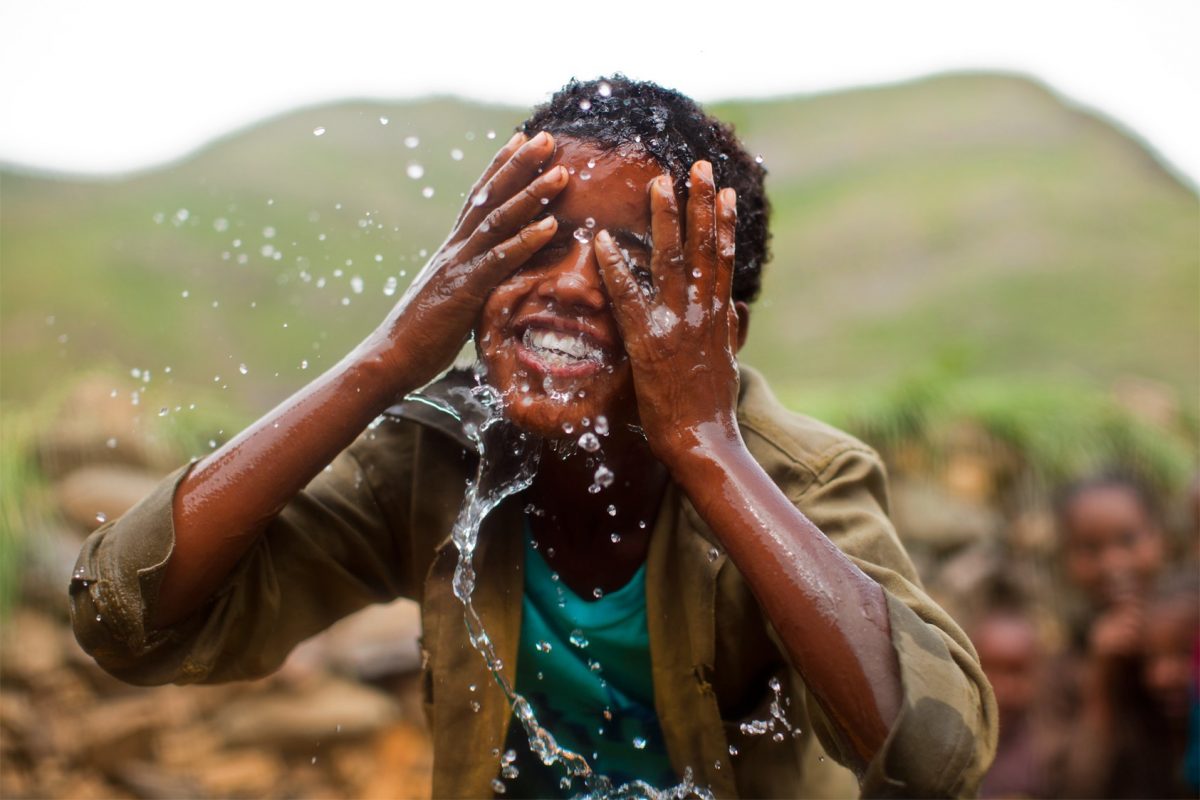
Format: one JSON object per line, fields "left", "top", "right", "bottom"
{"left": 663, "top": 426, "right": 902, "bottom": 770}
{"left": 154, "top": 343, "right": 409, "bottom": 627}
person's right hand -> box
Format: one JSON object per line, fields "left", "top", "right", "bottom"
{"left": 364, "top": 131, "right": 566, "bottom": 392}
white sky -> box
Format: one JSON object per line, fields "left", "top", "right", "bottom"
{"left": 1, "top": 0, "right": 1198, "bottom": 184}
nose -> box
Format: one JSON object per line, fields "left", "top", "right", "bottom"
{"left": 536, "top": 236, "right": 606, "bottom": 312}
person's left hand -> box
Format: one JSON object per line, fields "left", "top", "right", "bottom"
{"left": 594, "top": 160, "right": 742, "bottom": 463}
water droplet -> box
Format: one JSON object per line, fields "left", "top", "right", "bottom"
{"left": 105, "top": 437, "right": 117, "bottom": 449}
{"left": 313, "top": 127, "right": 326, "bottom": 137}
{"left": 579, "top": 172, "right": 591, "bottom": 181}
{"left": 406, "top": 163, "right": 425, "bottom": 180}
{"left": 569, "top": 630, "right": 589, "bottom": 649}
{"left": 755, "top": 154, "right": 764, "bottom": 164}
{"left": 350, "top": 276, "right": 364, "bottom": 294}
{"left": 95, "top": 512, "right": 108, "bottom": 524}
{"left": 632, "top": 736, "right": 647, "bottom": 750}
{"left": 606, "top": 504, "right": 617, "bottom": 517}
{"left": 597, "top": 81, "right": 612, "bottom": 97}
{"left": 585, "top": 217, "right": 596, "bottom": 229}
{"left": 404, "top": 135, "right": 420, "bottom": 148}
{"left": 471, "top": 188, "right": 490, "bottom": 207}
{"left": 561, "top": 421, "right": 575, "bottom": 435}
{"left": 728, "top": 744, "right": 739, "bottom": 756}
{"left": 573, "top": 227, "right": 593, "bottom": 243}
{"left": 593, "top": 465, "right": 614, "bottom": 488}
{"left": 772, "top": 732, "right": 785, "bottom": 742}
{"left": 610, "top": 532, "right": 621, "bottom": 543}
{"left": 592, "top": 587, "right": 604, "bottom": 599}
{"left": 692, "top": 268, "right": 702, "bottom": 278}
{"left": 450, "top": 148, "right": 464, "bottom": 161}
{"left": 579, "top": 99, "right": 592, "bottom": 111}
{"left": 471, "top": 701, "right": 483, "bottom": 713}
{"left": 300, "top": 359, "right": 309, "bottom": 370}
{"left": 535, "top": 640, "right": 552, "bottom": 654}
{"left": 238, "top": 363, "right": 248, "bottom": 375}
{"left": 594, "top": 416, "right": 609, "bottom": 436}
{"left": 422, "top": 186, "right": 435, "bottom": 198}
{"left": 486, "top": 130, "right": 497, "bottom": 139}
{"left": 714, "top": 760, "right": 722, "bottom": 770}
{"left": 707, "top": 547, "right": 720, "bottom": 562}
{"left": 158, "top": 407, "right": 169, "bottom": 417}
{"left": 586, "top": 159, "right": 596, "bottom": 169}
{"left": 577, "top": 432, "right": 600, "bottom": 452}
{"left": 768, "top": 676, "right": 782, "bottom": 692}
{"left": 383, "top": 276, "right": 398, "bottom": 296}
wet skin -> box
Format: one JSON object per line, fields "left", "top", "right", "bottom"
{"left": 160, "top": 132, "right": 901, "bottom": 771}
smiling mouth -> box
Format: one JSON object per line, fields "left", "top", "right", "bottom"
{"left": 518, "top": 326, "right": 608, "bottom": 376}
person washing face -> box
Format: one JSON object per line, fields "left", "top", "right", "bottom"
{"left": 69, "top": 77, "right": 996, "bottom": 798}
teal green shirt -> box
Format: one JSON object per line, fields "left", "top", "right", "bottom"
{"left": 501, "top": 529, "right": 676, "bottom": 797}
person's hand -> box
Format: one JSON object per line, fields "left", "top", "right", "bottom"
{"left": 365, "top": 131, "right": 566, "bottom": 391}
{"left": 1089, "top": 596, "right": 1144, "bottom": 662}
{"left": 593, "top": 160, "right": 741, "bottom": 462}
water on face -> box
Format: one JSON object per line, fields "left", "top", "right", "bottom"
{"left": 407, "top": 377, "right": 713, "bottom": 800}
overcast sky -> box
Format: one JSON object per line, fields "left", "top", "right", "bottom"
{"left": 2, "top": 0, "right": 1197, "bottom": 183}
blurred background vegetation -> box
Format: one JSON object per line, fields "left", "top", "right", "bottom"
{"left": 0, "top": 70, "right": 1196, "bottom": 798}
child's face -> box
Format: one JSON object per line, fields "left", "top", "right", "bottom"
{"left": 1061, "top": 486, "right": 1164, "bottom": 607}
{"left": 1142, "top": 598, "right": 1199, "bottom": 723}
{"left": 474, "top": 137, "right": 667, "bottom": 439}
{"left": 975, "top": 614, "right": 1040, "bottom": 723}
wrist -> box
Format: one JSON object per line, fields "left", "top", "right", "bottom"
{"left": 657, "top": 416, "right": 749, "bottom": 482}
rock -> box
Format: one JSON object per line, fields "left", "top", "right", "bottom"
{"left": 109, "top": 760, "right": 207, "bottom": 800}
{"left": 34, "top": 374, "right": 175, "bottom": 480}
{"left": 284, "top": 599, "right": 422, "bottom": 681}
{"left": 54, "top": 464, "right": 164, "bottom": 532}
{"left": 360, "top": 723, "right": 434, "bottom": 800}
{"left": 189, "top": 749, "right": 284, "bottom": 798}
{"left": 213, "top": 677, "right": 399, "bottom": 749}
{"left": 0, "top": 609, "right": 67, "bottom": 681}
{"left": 890, "top": 476, "right": 1000, "bottom": 553}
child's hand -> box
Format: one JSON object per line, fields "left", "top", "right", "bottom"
{"left": 593, "top": 160, "right": 743, "bottom": 462}
{"left": 368, "top": 132, "right": 566, "bottom": 390}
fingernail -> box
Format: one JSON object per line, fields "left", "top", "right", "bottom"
{"left": 507, "top": 131, "right": 524, "bottom": 147}
{"left": 532, "top": 131, "right": 550, "bottom": 146}
{"left": 595, "top": 230, "right": 612, "bottom": 247}
{"left": 697, "top": 161, "right": 713, "bottom": 180}
{"left": 536, "top": 217, "right": 556, "bottom": 230}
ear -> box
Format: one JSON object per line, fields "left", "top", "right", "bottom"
{"left": 732, "top": 301, "right": 751, "bottom": 353}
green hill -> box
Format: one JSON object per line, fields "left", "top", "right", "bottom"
{"left": 2, "top": 73, "right": 1196, "bottom": 419}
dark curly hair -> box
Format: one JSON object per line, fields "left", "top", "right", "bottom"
{"left": 521, "top": 76, "right": 770, "bottom": 304}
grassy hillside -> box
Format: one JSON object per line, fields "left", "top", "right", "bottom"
{"left": 2, "top": 73, "right": 1196, "bottom": 423}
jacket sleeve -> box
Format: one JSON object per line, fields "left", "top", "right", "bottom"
{"left": 787, "top": 445, "right": 998, "bottom": 799}
{"left": 68, "top": 416, "right": 421, "bottom": 686}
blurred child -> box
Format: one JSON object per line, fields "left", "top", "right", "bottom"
{"left": 974, "top": 605, "right": 1051, "bottom": 799}
{"left": 1141, "top": 572, "right": 1200, "bottom": 796}
{"left": 1050, "top": 472, "right": 1172, "bottom": 797}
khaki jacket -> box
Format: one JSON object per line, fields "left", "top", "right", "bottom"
{"left": 70, "top": 367, "right": 996, "bottom": 798}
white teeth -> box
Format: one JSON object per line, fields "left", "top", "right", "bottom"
{"left": 523, "top": 327, "right": 602, "bottom": 362}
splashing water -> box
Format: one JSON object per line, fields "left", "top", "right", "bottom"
{"left": 408, "top": 377, "right": 713, "bottom": 800}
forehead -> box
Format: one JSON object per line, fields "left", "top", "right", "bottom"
{"left": 1064, "top": 485, "right": 1149, "bottom": 533}
{"left": 544, "top": 138, "right": 664, "bottom": 231}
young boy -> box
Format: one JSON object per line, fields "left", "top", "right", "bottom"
{"left": 70, "top": 77, "right": 995, "bottom": 798}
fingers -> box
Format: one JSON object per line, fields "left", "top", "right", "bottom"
{"left": 715, "top": 187, "right": 737, "bottom": 310}
{"left": 714, "top": 187, "right": 737, "bottom": 346}
{"left": 471, "top": 217, "right": 558, "bottom": 287}
{"left": 684, "top": 161, "right": 717, "bottom": 298}
{"left": 595, "top": 229, "right": 651, "bottom": 334}
{"left": 649, "top": 175, "right": 685, "bottom": 310}
{"left": 458, "top": 132, "right": 557, "bottom": 236}
{"left": 455, "top": 131, "right": 526, "bottom": 227}
{"left": 462, "top": 165, "right": 568, "bottom": 255}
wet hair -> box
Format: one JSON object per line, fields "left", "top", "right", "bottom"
{"left": 521, "top": 76, "right": 770, "bottom": 304}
